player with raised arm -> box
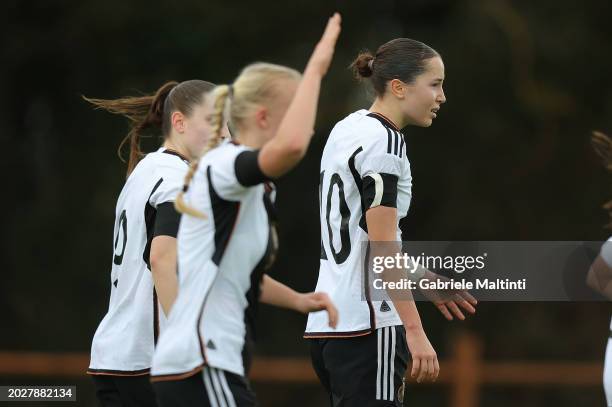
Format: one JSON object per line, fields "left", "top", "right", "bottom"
{"left": 150, "top": 13, "right": 342, "bottom": 406}
{"left": 305, "top": 38, "right": 476, "bottom": 406}
{"left": 85, "top": 79, "right": 337, "bottom": 407}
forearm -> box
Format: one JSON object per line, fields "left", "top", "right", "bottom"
{"left": 379, "top": 244, "right": 425, "bottom": 331}
{"left": 150, "top": 236, "right": 179, "bottom": 316}
{"left": 366, "top": 207, "right": 426, "bottom": 331}
{"left": 278, "top": 68, "right": 321, "bottom": 147}
{"left": 392, "top": 299, "right": 424, "bottom": 331}
{"left": 259, "top": 275, "right": 302, "bottom": 312}
{"left": 151, "top": 256, "right": 178, "bottom": 316}
{"left": 260, "top": 70, "right": 322, "bottom": 177}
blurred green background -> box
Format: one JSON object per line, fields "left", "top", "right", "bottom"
{"left": 2, "top": 0, "right": 611, "bottom": 405}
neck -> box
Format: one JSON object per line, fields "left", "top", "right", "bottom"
{"left": 234, "top": 127, "right": 266, "bottom": 149}
{"left": 163, "top": 137, "right": 192, "bottom": 161}
{"left": 369, "top": 97, "right": 407, "bottom": 129}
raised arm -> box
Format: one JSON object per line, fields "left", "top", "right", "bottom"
{"left": 258, "top": 13, "right": 341, "bottom": 178}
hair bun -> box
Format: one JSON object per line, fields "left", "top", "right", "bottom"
{"left": 351, "top": 51, "right": 374, "bottom": 79}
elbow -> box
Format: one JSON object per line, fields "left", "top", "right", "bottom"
{"left": 149, "top": 250, "right": 165, "bottom": 275}
{"left": 284, "top": 139, "right": 308, "bottom": 160}
{"left": 260, "top": 138, "right": 309, "bottom": 178}
{"left": 586, "top": 268, "right": 601, "bottom": 293}
{"left": 148, "top": 237, "right": 177, "bottom": 279}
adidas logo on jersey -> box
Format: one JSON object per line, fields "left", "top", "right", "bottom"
{"left": 380, "top": 301, "right": 391, "bottom": 312}
{"left": 206, "top": 340, "right": 216, "bottom": 350}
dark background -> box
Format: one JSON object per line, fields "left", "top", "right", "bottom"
{"left": 2, "top": 0, "right": 612, "bottom": 405}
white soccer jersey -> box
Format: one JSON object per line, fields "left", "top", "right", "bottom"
{"left": 88, "top": 148, "right": 189, "bottom": 375}
{"left": 599, "top": 237, "right": 612, "bottom": 406}
{"left": 305, "top": 110, "right": 412, "bottom": 337}
{"left": 151, "top": 140, "right": 276, "bottom": 380}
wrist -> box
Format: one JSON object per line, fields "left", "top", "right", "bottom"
{"left": 294, "top": 293, "right": 308, "bottom": 314}
{"left": 404, "top": 322, "right": 424, "bottom": 333}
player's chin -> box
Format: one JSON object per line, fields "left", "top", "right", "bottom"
{"left": 415, "top": 117, "right": 434, "bottom": 127}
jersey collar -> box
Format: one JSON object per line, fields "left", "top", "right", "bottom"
{"left": 367, "top": 111, "right": 400, "bottom": 132}
{"left": 162, "top": 149, "right": 190, "bottom": 164}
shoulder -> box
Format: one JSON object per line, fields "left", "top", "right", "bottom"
{"left": 199, "top": 141, "right": 247, "bottom": 173}
{"left": 148, "top": 150, "right": 189, "bottom": 183}
{"left": 333, "top": 109, "right": 387, "bottom": 136}
{"left": 324, "top": 111, "right": 387, "bottom": 158}
{"left": 346, "top": 113, "right": 406, "bottom": 176}
{"left": 334, "top": 110, "right": 398, "bottom": 148}
{"left": 196, "top": 141, "right": 259, "bottom": 199}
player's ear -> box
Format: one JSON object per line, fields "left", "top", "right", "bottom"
{"left": 171, "top": 111, "right": 185, "bottom": 133}
{"left": 254, "top": 106, "right": 269, "bottom": 130}
{"left": 389, "top": 79, "right": 406, "bottom": 99}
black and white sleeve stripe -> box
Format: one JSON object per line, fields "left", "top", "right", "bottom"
{"left": 385, "top": 128, "right": 406, "bottom": 158}
{"left": 376, "top": 326, "right": 397, "bottom": 402}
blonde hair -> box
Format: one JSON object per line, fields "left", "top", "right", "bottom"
{"left": 175, "top": 63, "right": 301, "bottom": 218}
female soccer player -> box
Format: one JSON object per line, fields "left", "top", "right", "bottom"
{"left": 85, "top": 79, "right": 338, "bottom": 407}
{"left": 305, "top": 38, "right": 476, "bottom": 406}
{"left": 85, "top": 80, "right": 216, "bottom": 406}
{"left": 586, "top": 131, "right": 612, "bottom": 406}
{"left": 587, "top": 237, "right": 612, "bottom": 407}
{"left": 150, "top": 13, "right": 342, "bottom": 406}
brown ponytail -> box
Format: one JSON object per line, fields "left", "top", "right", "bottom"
{"left": 174, "top": 85, "right": 231, "bottom": 218}
{"left": 592, "top": 131, "right": 612, "bottom": 171}
{"left": 84, "top": 80, "right": 214, "bottom": 177}
{"left": 592, "top": 131, "right": 612, "bottom": 228}
{"left": 83, "top": 81, "right": 178, "bottom": 176}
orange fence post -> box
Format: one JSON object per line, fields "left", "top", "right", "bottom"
{"left": 450, "top": 332, "right": 482, "bottom": 407}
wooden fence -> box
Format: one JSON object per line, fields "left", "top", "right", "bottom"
{"left": 0, "top": 333, "right": 603, "bottom": 407}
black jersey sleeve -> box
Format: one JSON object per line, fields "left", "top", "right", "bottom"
{"left": 153, "top": 202, "right": 181, "bottom": 238}
{"left": 234, "top": 149, "right": 271, "bottom": 187}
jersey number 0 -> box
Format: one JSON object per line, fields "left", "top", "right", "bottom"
{"left": 320, "top": 171, "right": 351, "bottom": 264}
{"left": 113, "top": 210, "right": 128, "bottom": 266}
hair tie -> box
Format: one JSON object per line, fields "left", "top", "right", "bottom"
{"left": 368, "top": 58, "right": 375, "bottom": 70}
{"left": 165, "top": 83, "right": 179, "bottom": 104}
{"left": 162, "top": 83, "right": 179, "bottom": 115}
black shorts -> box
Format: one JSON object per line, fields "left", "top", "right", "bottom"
{"left": 152, "top": 366, "right": 257, "bottom": 407}
{"left": 92, "top": 374, "right": 158, "bottom": 407}
{"left": 310, "top": 325, "right": 409, "bottom": 407}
